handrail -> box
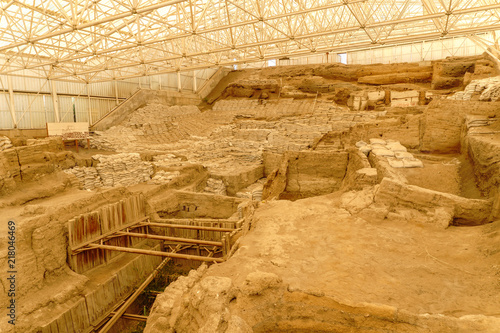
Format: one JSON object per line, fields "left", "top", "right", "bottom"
{"left": 90, "top": 88, "right": 142, "bottom": 129}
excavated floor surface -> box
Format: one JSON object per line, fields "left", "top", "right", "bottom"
{"left": 209, "top": 195, "right": 500, "bottom": 317}
{"left": 2, "top": 57, "right": 500, "bottom": 332}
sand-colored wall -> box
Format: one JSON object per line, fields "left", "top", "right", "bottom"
{"left": 152, "top": 190, "right": 244, "bottom": 219}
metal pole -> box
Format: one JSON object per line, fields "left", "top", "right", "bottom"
{"left": 97, "top": 245, "right": 180, "bottom": 333}
{"left": 50, "top": 80, "right": 60, "bottom": 122}
{"left": 177, "top": 71, "right": 181, "bottom": 92}
{"left": 7, "top": 76, "right": 17, "bottom": 128}
{"left": 0, "top": 0, "right": 187, "bottom": 53}
{"left": 114, "top": 80, "right": 119, "bottom": 105}
{"left": 87, "top": 83, "right": 92, "bottom": 124}
{"left": 87, "top": 244, "right": 224, "bottom": 262}
{"left": 192, "top": 71, "right": 197, "bottom": 93}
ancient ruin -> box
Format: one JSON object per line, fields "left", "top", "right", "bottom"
{"left": 0, "top": 52, "right": 499, "bottom": 333}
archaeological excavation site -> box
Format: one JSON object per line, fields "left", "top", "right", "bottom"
{"left": 1, "top": 1, "right": 500, "bottom": 333}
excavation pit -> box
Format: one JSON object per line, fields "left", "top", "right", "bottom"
{"left": 153, "top": 190, "right": 246, "bottom": 219}
{"left": 3, "top": 57, "right": 500, "bottom": 333}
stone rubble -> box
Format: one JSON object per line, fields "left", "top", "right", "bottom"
{"left": 148, "top": 170, "right": 180, "bottom": 185}
{"left": 449, "top": 76, "right": 500, "bottom": 101}
{"left": 236, "top": 179, "right": 266, "bottom": 201}
{"left": 95, "top": 153, "right": 153, "bottom": 187}
{"left": 89, "top": 100, "right": 394, "bottom": 177}
{"left": 152, "top": 154, "right": 187, "bottom": 168}
{"left": 0, "top": 136, "right": 13, "bottom": 151}
{"left": 357, "top": 139, "right": 423, "bottom": 168}
{"left": 64, "top": 167, "right": 102, "bottom": 190}
{"left": 64, "top": 153, "right": 154, "bottom": 190}
{"left": 203, "top": 178, "right": 227, "bottom": 196}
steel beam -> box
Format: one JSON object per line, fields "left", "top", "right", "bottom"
{"left": 52, "top": 25, "right": 500, "bottom": 82}
{"left": 50, "top": 80, "right": 60, "bottom": 122}
{"left": 0, "top": 0, "right": 187, "bottom": 52}
{"left": 1, "top": 0, "right": 500, "bottom": 83}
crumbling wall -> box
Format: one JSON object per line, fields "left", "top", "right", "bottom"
{"left": 349, "top": 114, "right": 422, "bottom": 149}
{"left": 340, "top": 148, "right": 377, "bottom": 191}
{"left": 65, "top": 153, "right": 153, "bottom": 190}
{"left": 263, "top": 151, "right": 348, "bottom": 200}
{"left": 466, "top": 135, "right": 500, "bottom": 197}
{"left": 145, "top": 267, "right": 500, "bottom": 333}
{"left": 0, "top": 137, "right": 78, "bottom": 195}
{"left": 420, "top": 99, "right": 500, "bottom": 153}
{"left": 212, "top": 165, "right": 264, "bottom": 196}
{"left": 285, "top": 151, "right": 348, "bottom": 198}
{"left": 431, "top": 60, "right": 475, "bottom": 89}
{"left": 152, "top": 190, "right": 244, "bottom": 219}
{"left": 374, "top": 178, "right": 492, "bottom": 225}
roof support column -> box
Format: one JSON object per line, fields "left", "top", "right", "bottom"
{"left": 114, "top": 80, "right": 119, "bottom": 105}
{"left": 192, "top": 71, "right": 197, "bottom": 93}
{"left": 177, "top": 71, "right": 182, "bottom": 92}
{"left": 50, "top": 80, "right": 60, "bottom": 122}
{"left": 87, "top": 83, "right": 93, "bottom": 125}
{"left": 7, "top": 76, "right": 17, "bottom": 128}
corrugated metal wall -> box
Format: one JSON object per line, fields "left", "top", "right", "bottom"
{"left": 238, "top": 32, "right": 496, "bottom": 69}
{"left": 5, "top": 31, "right": 490, "bottom": 131}
{"left": 347, "top": 36, "right": 484, "bottom": 65}
{"left": 0, "top": 68, "right": 217, "bottom": 129}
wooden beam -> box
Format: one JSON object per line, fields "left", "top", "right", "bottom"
{"left": 115, "top": 231, "right": 223, "bottom": 247}
{"left": 143, "top": 221, "right": 237, "bottom": 232}
{"left": 98, "top": 244, "right": 181, "bottom": 333}
{"left": 108, "top": 313, "right": 148, "bottom": 322}
{"left": 158, "top": 217, "right": 241, "bottom": 223}
{"left": 86, "top": 243, "right": 225, "bottom": 262}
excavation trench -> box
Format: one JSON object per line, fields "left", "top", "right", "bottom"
{"left": 3, "top": 58, "right": 500, "bottom": 333}
{"left": 31, "top": 190, "right": 247, "bottom": 333}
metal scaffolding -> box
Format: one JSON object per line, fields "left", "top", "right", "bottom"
{"left": 0, "top": 0, "right": 500, "bottom": 83}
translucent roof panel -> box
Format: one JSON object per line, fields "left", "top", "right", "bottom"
{"left": 0, "top": 0, "right": 499, "bottom": 82}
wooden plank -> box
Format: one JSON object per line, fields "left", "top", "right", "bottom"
{"left": 221, "top": 234, "right": 227, "bottom": 258}
{"left": 115, "top": 231, "right": 223, "bottom": 247}
{"left": 97, "top": 245, "right": 181, "bottom": 333}
{"left": 143, "top": 222, "right": 237, "bottom": 232}
{"left": 71, "top": 216, "right": 149, "bottom": 252}
{"left": 86, "top": 244, "right": 225, "bottom": 263}
{"left": 108, "top": 313, "right": 148, "bottom": 322}
{"left": 157, "top": 218, "right": 242, "bottom": 224}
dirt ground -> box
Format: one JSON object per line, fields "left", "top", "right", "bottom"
{"left": 143, "top": 188, "right": 500, "bottom": 332}
{"left": 3, "top": 56, "right": 500, "bottom": 332}
{"left": 401, "top": 154, "right": 485, "bottom": 198}
{"left": 208, "top": 193, "right": 500, "bottom": 317}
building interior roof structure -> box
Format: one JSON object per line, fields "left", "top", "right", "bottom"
{"left": 0, "top": 0, "right": 500, "bottom": 83}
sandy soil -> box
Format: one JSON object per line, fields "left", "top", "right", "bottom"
{"left": 4, "top": 57, "right": 500, "bottom": 332}
{"left": 400, "top": 153, "right": 484, "bottom": 198}
{"left": 402, "top": 155, "right": 461, "bottom": 195}
{"left": 208, "top": 192, "right": 500, "bottom": 317}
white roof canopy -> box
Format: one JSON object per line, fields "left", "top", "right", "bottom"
{"left": 1, "top": 0, "right": 499, "bottom": 83}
